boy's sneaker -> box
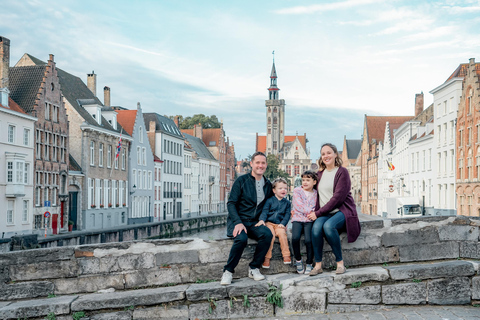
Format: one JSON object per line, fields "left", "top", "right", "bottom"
{"left": 262, "top": 258, "right": 270, "bottom": 269}
{"left": 220, "top": 270, "right": 233, "bottom": 285}
{"left": 283, "top": 256, "right": 292, "bottom": 264}
{"left": 305, "top": 264, "right": 313, "bottom": 275}
{"left": 295, "top": 260, "right": 304, "bottom": 274}
{"left": 248, "top": 268, "right": 265, "bottom": 281}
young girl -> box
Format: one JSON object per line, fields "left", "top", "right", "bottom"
{"left": 291, "top": 170, "right": 318, "bottom": 274}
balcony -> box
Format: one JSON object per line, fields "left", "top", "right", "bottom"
{"left": 6, "top": 183, "right": 25, "bottom": 197}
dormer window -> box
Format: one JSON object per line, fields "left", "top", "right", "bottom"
{"left": 0, "top": 87, "right": 9, "bottom": 107}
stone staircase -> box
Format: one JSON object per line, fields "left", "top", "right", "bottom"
{"left": 1, "top": 259, "right": 480, "bottom": 319}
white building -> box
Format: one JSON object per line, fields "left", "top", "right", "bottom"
{"left": 429, "top": 71, "right": 463, "bottom": 215}
{"left": 0, "top": 89, "right": 36, "bottom": 238}
{"left": 183, "top": 144, "right": 193, "bottom": 217}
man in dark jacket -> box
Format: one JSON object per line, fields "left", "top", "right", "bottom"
{"left": 221, "top": 152, "right": 273, "bottom": 285}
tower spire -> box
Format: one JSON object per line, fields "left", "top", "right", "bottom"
{"left": 268, "top": 52, "right": 279, "bottom": 100}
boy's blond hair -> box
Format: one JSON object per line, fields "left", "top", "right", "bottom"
{"left": 272, "top": 177, "right": 288, "bottom": 189}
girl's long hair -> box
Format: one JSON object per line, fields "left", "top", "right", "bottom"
{"left": 317, "top": 143, "right": 343, "bottom": 171}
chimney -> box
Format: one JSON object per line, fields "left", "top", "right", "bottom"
{"left": 0, "top": 36, "right": 10, "bottom": 89}
{"left": 147, "top": 120, "right": 156, "bottom": 156}
{"left": 415, "top": 92, "right": 424, "bottom": 117}
{"left": 194, "top": 123, "right": 203, "bottom": 140}
{"left": 87, "top": 71, "right": 96, "bottom": 96}
{"left": 104, "top": 86, "right": 110, "bottom": 106}
{"left": 174, "top": 116, "right": 179, "bottom": 127}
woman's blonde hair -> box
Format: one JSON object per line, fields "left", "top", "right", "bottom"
{"left": 317, "top": 143, "right": 343, "bottom": 171}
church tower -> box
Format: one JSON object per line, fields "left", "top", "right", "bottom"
{"left": 265, "top": 57, "right": 285, "bottom": 156}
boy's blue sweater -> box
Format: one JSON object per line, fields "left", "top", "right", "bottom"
{"left": 259, "top": 196, "right": 291, "bottom": 226}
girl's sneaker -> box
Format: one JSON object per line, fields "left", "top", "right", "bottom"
{"left": 295, "top": 260, "right": 304, "bottom": 274}
{"left": 304, "top": 264, "right": 313, "bottom": 275}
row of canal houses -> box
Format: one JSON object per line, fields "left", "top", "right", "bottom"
{"left": 342, "top": 58, "right": 480, "bottom": 217}
{"left": 0, "top": 36, "right": 235, "bottom": 238}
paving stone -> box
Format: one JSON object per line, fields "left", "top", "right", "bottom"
{"left": 0, "top": 295, "right": 77, "bottom": 319}
{"left": 133, "top": 304, "right": 189, "bottom": 319}
{"left": 9, "top": 260, "right": 79, "bottom": 280}
{"left": 382, "top": 282, "right": 427, "bottom": 304}
{"left": 123, "top": 267, "right": 182, "bottom": 289}
{"left": 185, "top": 281, "right": 228, "bottom": 301}
{"left": 472, "top": 276, "right": 480, "bottom": 300}
{"left": 0, "top": 281, "right": 54, "bottom": 300}
{"left": 427, "top": 277, "right": 471, "bottom": 305}
{"left": 438, "top": 225, "right": 479, "bottom": 241}
{"left": 0, "top": 247, "right": 75, "bottom": 266}
{"left": 189, "top": 299, "right": 229, "bottom": 319}
{"left": 229, "top": 296, "right": 274, "bottom": 318}
{"left": 293, "top": 273, "right": 337, "bottom": 291}
{"left": 381, "top": 226, "right": 439, "bottom": 247}
{"left": 276, "top": 285, "right": 326, "bottom": 316}
{"left": 325, "top": 304, "right": 390, "bottom": 314}
{"left": 460, "top": 242, "right": 480, "bottom": 259}
{"left": 387, "top": 260, "right": 475, "bottom": 280}
{"left": 328, "top": 285, "right": 381, "bottom": 304}
{"left": 227, "top": 278, "right": 269, "bottom": 297}
{"left": 89, "top": 310, "right": 132, "bottom": 319}
{"left": 333, "top": 266, "right": 389, "bottom": 285}
{"left": 71, "top": 285, "right": 188, "bottom": 311}
{"left": 54, "top": 274, "right": 125, "bottom": 294}
{"left": 399, "top": 241, "right": 459, "bottom": 262}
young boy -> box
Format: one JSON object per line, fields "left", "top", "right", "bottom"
{"left": 255, "top": 178, "right": 292, "bottom": 268}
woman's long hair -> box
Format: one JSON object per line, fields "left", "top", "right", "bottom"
{"left": 317, "top": 143, "right": 343, "bottom": 171}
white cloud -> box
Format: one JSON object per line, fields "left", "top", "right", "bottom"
{"left": 275, "top": 0, "right": 381, "bottom": 15}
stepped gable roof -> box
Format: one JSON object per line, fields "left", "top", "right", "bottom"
{"left": 183, "top": 133, "right": 216, "bottom": 160}
{"left": 143, "top": 113, "right": 183, "bottom": 139}
{"left": 203, "top": 128, "right": 222, "bottom": 147}
{"left": 116, "top": 109, "right": 137, "bottom": 136}
{"left": 446, "top": 62, "right": 480, "bottom": 82}
{"left": 0, "top": 97, "right": 27, "bottom": 114}
{"left": 8, "top": 65, "right": 45, "bottom": 113}
{"left": 255, "top": 134, "right": 307, "bottom": 153}
{"left": 366, "top": 116, "right": 413, "bottom": 143}
{"left": 345, "top": 139, "right": 362, "bottom": 160}
{"left": 256, "top": 135, "right": 266, "bottom": 153}
{"left": 69, "top": 154, "right": 82, "bottom": 171}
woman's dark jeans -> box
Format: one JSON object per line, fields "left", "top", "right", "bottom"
{"left": 291, "top": 221, "right": 313, "bottom": 264}
{"left": 312, "top": 211, "right": 346, "bottom": 263}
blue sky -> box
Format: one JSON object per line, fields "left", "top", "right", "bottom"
{"left": 3, "top": 0, "right": 480, "bottom": 160}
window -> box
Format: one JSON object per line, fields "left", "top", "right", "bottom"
{"left": 8, "top": 125, "right": 15, "bottom": 143}
{"left": 107, "top": 145, "right": 112, "bottom": 168}
{"left": 112, "top": 180, "right": 117, "bottom": 206}
{"left": 7, "top": 161, "right": 13, "bottom": 182}
{"left": 45, "top": 103, "right": 50, "bottom": 120}
{"left": 99, "top": 143, "right": 104, "bottom": 167}
{"left": 137, "top": 170, "right": 142, "bottom": 189}
{"left": 36, "top": 129, "right": 41, "bottom": 159}
{"left": 142, "top": 148, "right": 146, "bottom": 166}
{"left": 121, "top": 149, "right": 126, "bottom": 170}
{"left": 139, "top": 126, "right": 143, "bottom": 143}
{"left": 53, "top": 105, "right": 58, "bottom": 122}
{"left": 44, "top": 187, "right": 49, "bottom": 203}
{"left": 7, "top": 200, "right": 14, "bottom": 224}
{"left": 60, "top": 136, "right": 66, "bottom": 163}
{"left": 90, "top": 141, "right": 95, "bottom": 166}
{"left": 143, "top": 171, "right": 147, "bottom": 189}
{"left": 294, "top": 152, "right": 299, "bottom": 160}
{"left": 99, "top": 179, "right": 103, "bottom": 207}
{"left": 52, "top": 188, "right": 57, "bottom": 206}
{"left": 44, "top": 132, "right": 49, "bottom": 161}
{"left": 88, "top": 178, "right": 95, "bottom": 207}
{"left": 23, "top": 128, "right": 30, "bottom": 146}
{"left": 24, "top": 163, "right": 29, "bottom": 184}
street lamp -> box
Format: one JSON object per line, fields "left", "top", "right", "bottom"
{"left": 130, "top": 184, "right": 137, "bottom": 195}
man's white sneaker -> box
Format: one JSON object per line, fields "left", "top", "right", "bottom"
{"left": 248, "top": 268, "right": 265, "bottom": 281}
{"left": 220, "top": 270, "right": 233, "bottom": 285}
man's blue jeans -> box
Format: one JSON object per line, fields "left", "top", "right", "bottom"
{"left": 311, "top": 211, "right": 346, "bottom": 263}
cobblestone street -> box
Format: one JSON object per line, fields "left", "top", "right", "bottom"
{"left": 260, "top": 306, "right": 480, "bottom": 320}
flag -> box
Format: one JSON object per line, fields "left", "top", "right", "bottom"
{"left": 115, "top": 135, "right": 122, "bottom": 159}
{"left": 386, "top": 160, "right": 395, "bottom": 171}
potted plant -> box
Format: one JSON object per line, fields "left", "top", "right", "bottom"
{"left": 108, "top": 203, "right": 112, "bottom": 208}
{"left": 68, "top": 220, "right": 74, "bottom": 232}
{"left": 100, "top": 204, "right": 104, "bottom": 208}
{"left": 91, "top": 204, "right": 96, "bottom": 208}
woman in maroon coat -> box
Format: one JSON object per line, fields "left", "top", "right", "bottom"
{"left": 307, "top": 143, "right": 361, "bottom": 276}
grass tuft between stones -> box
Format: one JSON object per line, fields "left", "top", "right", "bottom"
{"left": 266, "top": 283, "right": 283, "bottom": 308}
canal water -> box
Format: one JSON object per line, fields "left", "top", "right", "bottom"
{"left": 165, "top": 225, "right": 228, "bottom": 241}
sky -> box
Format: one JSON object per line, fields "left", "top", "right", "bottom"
{"left": 2, "top": 0, "right": 480, "bottom": 161}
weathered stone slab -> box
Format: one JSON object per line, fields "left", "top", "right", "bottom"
{"left": 293, "top": 274, "right": 337, "bottom": 291}
{"left": 189, "top": 300, "right": 229, "bottom": 319}
{"left": 460, "top": 242, "right": 480, "bottom": 259}
{"left": 467, "top": 260, "right": 480, "bottom": 275}
{"left": 390, "top": 216, "right": 451, "bottom": 226}
{"left": 227, "top": 278, "right": 269, "bottom": 297}
{"left": 197, "top": 239, "right": 234, "bottom": 264}
{"left": 133, "top": 304, "right": 189, "bottom": 319}
{"left": 333, "top": 266, "right": 389, "bottom": 285}
{"left": 381, "top": 226, "right": 439, "bottom": 247}
{"left": 382, "top": 282, "right": 427, "bottom": 304}
{"left": 343, "top": 247, "right": 399, "bottom": 266}
{"left": 229, "top": 296, "right": 274, "bottom": 318}
{"left": 0, "top": 266, "right": 9, "bottom": 284}
{"left": 387, "top": 260, "right": 475, "bottom": 280}
{"left": 0, "top": 301, "right": 11, "bottom": 308}
{"left": 123, "top": 267, "right": 182, "bottom": 289}
{"left": 77, "top": 253, "right": 155, "bottom": 275}
{"left": 342, "top": 233, "right": 381, "bottom": 250}
{"left": 0, "top": 247, "right": 75, "bottom": 265}
{"left": 472, "top": 276, "right": 480, "bottom": 300}
{"left": 0, "top": 281, "right": 54, "bottom": 300}
{"left": 360, "top": 220, "right": 384, "bottom": 229}
{"left": 438, "top": 225, "right": 479, "bottom": 241}
{"left": 328, "top": 285, "right": 381, "bottom": 304}
{"left": 326, "top": 304, "right": 390, "bottom": 313}
{"left": 54, "top": 274, "right": 124, "bottom": 294}
{"left": 0, "top": 295, "right": 76, "bottom": 319}
{"left": 10, "top": 260, "right": 79, "bottom": 280}
{"left": 89, "top": 311, "right": 132, "bottom": 320}
{"left": 399, "top": 241, "right": 459, "bottom": 262}
{"left": 71, "top": 285, "right": 188, "bottom": 311}
{"left": 428, "top": 277, "right": 471, "bottom": 305}
{"left": 276, "top": 286, "right": 326, "bottom": 316}
{"left": 177, "top": 261, "right": 224, "bottom": 284}
{"left": 156, "top": 250, "right": 199, "bottom": 265}
{"left": 186, "top": 282, "right": 228, "bottom": 301}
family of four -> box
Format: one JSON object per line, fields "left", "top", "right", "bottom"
{"left": 220, "top": 143, "right": 361, "bottom": 285}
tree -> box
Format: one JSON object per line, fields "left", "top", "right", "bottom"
{"left": 168, "top": 114, "right": 222, "bottom": 129}
{"left": 264, "top": 154, "right": 290, "bottom": 184}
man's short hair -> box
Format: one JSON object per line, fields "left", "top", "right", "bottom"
{"left": 251, "top": 151, "right": 266, "bottom": 162}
